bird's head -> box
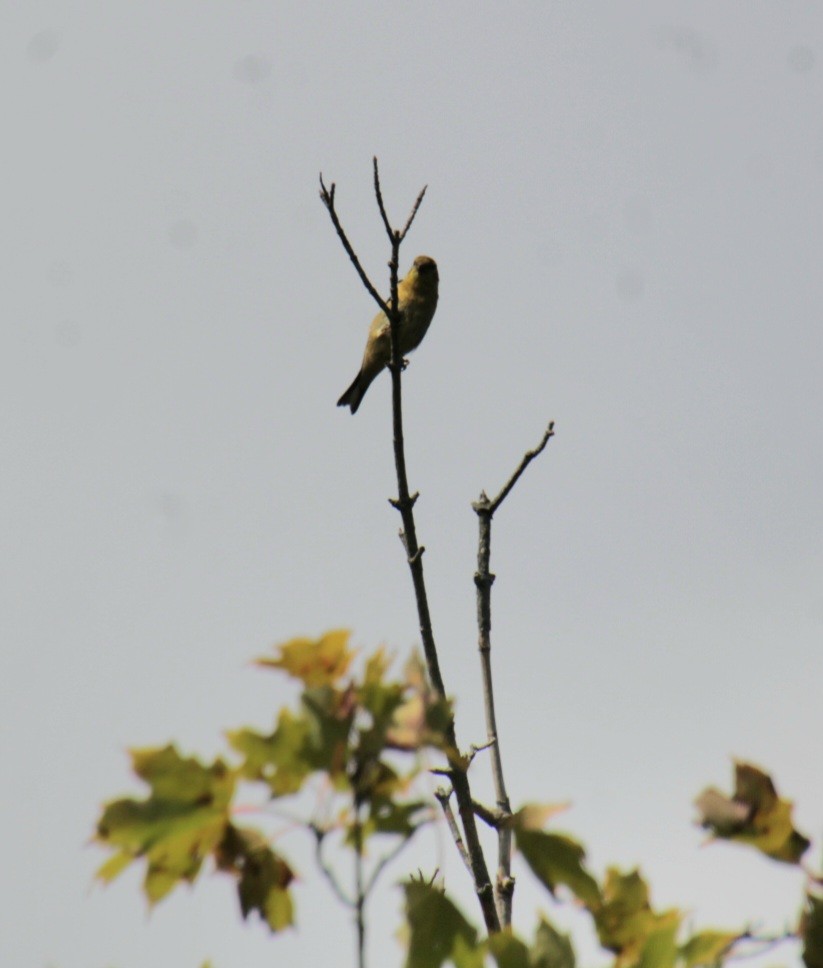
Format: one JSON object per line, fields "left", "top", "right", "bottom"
{"left": 409, "top": 255, "right": 439, "bottom": 294}
{"left": 412, "top": 255, "right": 438, "bottom": 277}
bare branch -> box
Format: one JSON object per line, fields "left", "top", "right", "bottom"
{"left": 321, "top": 160, "right": 500, "bottom": 935}
{"left": 475, "top": 421, "right": 556, "bottom": 517}
{"left": 723, "top": 927, "right": 797, "bottom": 961}
{"left": 372, "top": 157, "right": 393, "bottom": 241}
{"left": 353, "top": 817, "right": 366, "bottom": 968}
{"left": 400, "top": 184, "right": 428, "bottom": 242}
{"left": 434, "top": 786, "right": 472, "bottom": 876}
{"left": 318, "top": 173, "right": 390, "bottom": 318}
{"left": 313, "top": 826, "right": 354, "bottom": 908}
{"left": 364, "top": 830, "right": 420, "bottom": 896}
{"left": 470, "top": 420, "right": 555, "bottom": 927}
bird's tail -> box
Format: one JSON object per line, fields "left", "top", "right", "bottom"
{"left": 337, "top": 370, "right": 370, "bottom": 414}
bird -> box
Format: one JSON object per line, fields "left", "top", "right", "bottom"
{"left": 337, "top": 255, "right": 439, "bottom": 414}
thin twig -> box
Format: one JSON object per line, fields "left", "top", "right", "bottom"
{"left": 364, "top": 830, "right": 419, "bottom": 896}
{"left": 724, "top": 928, "right": 796, "bottom": 961}
{"left": 353, "top": 812, "right": 366, "bottom": 968}
{"left": 319, "top": 174, "right": 390, "bottom": 318}
{"left": 471, "top": 420, "right": 556, "bottom": 927}
{"left": 313, "top": 827, "right": 354, "bottom": 908}
{"left": 434, "top": 786, "right": 472, "bottom": 876}
{"left": 372, "top": 157, "right": 428, "bottom": 244}
{"left": 400, "top": 184, "right": 428, "bottom": 242}
{"left": 372, "top": 157, "right": 393, "bottom": 241}
{"left": 482, "top": 421, "right": 556, "bottom": 516}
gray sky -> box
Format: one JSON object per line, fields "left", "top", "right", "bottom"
{"left": 3, "top": 3, "right": 822, "bottom": 967}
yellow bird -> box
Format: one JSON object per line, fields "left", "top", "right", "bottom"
{"left": 337, "top": 255, "right": 439, "bottom": 414}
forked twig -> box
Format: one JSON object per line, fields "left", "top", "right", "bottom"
{"left": 471, "top": 420, "right": 556, "bottom": 926}
{"left": 318, "top": 174, "right": 390, "bottom": 318}
{"left": 313, "top": 826, "right": 354, "bottom": 908}
{"left": 480, "top": 421, "right": 556, "bottom": 516}
{"left": 372, "top": 157, "right": 427, "bottom": 244}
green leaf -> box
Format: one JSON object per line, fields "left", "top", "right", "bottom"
{"left": 637, "top": 913, "right": 679, "bottom": 968}
{"left": 531, "top": 916, "right": 576, "bottom": 968}
{"left": 95, "top": 745, "right": 235, "bottom": 904}
{"left": 228, "top": 685, "right": 355, "bottom": 797}
{"left": 256, "top": 629, "right": 355, "bottom": 686}
{"left": 803, "top": 894, "right": 823, "bottom": 968}
{"left": 513, "top": 810, "right": 600, "bottom": 909}
{"left": 695, "top": 761, "right": 810, "bottom": 864}
{"left": 228, "top": 712, "right": 314, "bottom": 796}
{"left": 488, "top": 929, "right": 531, "bottom": 968}
{"left": 95, "top": 850, "right": 133, "bottom": 884}
{"left": 361, "top": 795, "right": 429, "bottom": 840}
{"left": 680, "top": 930, "right": 737, "bottom": 967}
{"left": 594, "top": 868, "right": 682, "bottom": 968}
{"left": 359, "top": 647, "right": 404, "bottom": 721}
{"left": 215, "top": 825, "right": 295, "bottom": 933}
{"left": 403, "top": 881, "right": 484, "bottom": 968}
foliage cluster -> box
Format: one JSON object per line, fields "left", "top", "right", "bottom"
{"left": 96, "top": 633, "right": 823, "bottom": 968}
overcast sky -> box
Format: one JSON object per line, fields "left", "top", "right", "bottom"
{"left": 3, "top": 4, "right": 822, "bottom": 967}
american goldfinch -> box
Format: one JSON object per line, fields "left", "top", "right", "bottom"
{"left": 337, "top": 255, "right": 439, "bottom": 414}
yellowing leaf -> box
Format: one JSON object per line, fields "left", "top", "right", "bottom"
{"left": 95, "top": 850, "right": 132, "bottom": 884}
{"left": 594, "top": 868, "right": 682, "bottom": 968}
{"left": 364, "top": 646, "right": 392, "bottom": 687}
{"left": 636, "top": 913, "right": 679, "bottom": 968}
{"left": 596, "top": 868, "right": 653, "bottom": 956}
{"left": 228, "top": 711, "right": 316, "bottom": 796}
{"left": 695, "top": 761, "right": 810, "bottom": 865}
{"left": 680, "top": 930, "right": 737, "bottom": 967}
{"left": 693, "top": 789, "right": 749, "bottom": 836}
{"left": 512, "top": 815, "right": 600, "bottom": 909}
{"left": 513, "top": 803, "right": 571, "bottom": 832}
{"left": 228, "top": 685, "right": 355, "bottom": 797}
{"left": 256, "top": 630, "right": 355, "bottom": 687}
{"left": 95, "top": 745, "right": 235, "bottom": 906}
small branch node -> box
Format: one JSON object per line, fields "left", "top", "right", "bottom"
{"left": 472, "top": 800, "right": 504, "bottom": 829}
{"left": 389, "top": 491, "right": 418, "bottom": 512}
{"left": 497, "top": 874, "right": 516, "bottom": 898}
{"left": 473, "top": 571, "right": 496, "bottom": 589}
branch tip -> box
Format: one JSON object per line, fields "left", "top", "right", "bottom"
{"left": 483, "top": 420, "right": 556, "bottom": 516}
{"left": 400, "top": 184, "right": 428, "bottom": 241}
